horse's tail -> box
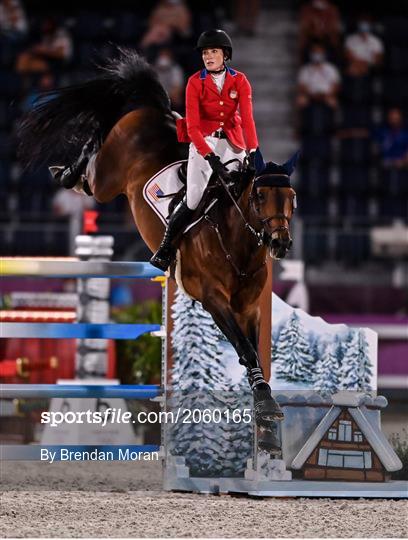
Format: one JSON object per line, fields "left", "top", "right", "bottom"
{"left": 18, "top": 48, "right": 171, "bottom": 168}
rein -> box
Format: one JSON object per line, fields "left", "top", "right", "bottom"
{"left": 216, "top": 160, "right": 265, "bottom": 246}
{"left": 204, "top": 162, "right": 266, "bottom": 279}
{"left": 204, "top": 214, "right": 266, "bottom": 280}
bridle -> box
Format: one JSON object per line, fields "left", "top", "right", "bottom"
{"left": 251, "top": 173, "right": 296, "bottom": 243}
{"left": 204, "top": 166, "right": 296, "bottom": 278}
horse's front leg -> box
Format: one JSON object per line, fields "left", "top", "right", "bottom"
{"left": 244, "top": 311, "right": 282, "bottom": 454}
{"left": 201, "top": 291, "right": 284, "bottom": 427}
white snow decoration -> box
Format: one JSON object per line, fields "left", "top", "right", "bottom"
{"left": 271, "top": 294, "right": 376, "bottom": 393}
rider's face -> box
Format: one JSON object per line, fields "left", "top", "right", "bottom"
{"left": 202, "top": 48, "right": 225, "bottom": 72}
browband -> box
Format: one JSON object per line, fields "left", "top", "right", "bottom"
{"left": 254, "top": 174, "right": 291, "bottom": 188}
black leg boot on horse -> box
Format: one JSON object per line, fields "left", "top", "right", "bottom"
{"left": 244, "top": 324, "right": 282, "bottom": 454}
{"left": 150, "top": 200, "right": 195, "bottom": 271}
{"left": 241, "top": 360, "right": 282, "bottom": 455}
{"left": 247, "top": 364, "right": 283, "bottom": 454}
{"left": 245, "top": 361, "right": 284, "bottom": 426}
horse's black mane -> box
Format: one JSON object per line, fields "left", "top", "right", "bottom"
{"left": 18, "top": 48, "right": 172, "bottom": 167}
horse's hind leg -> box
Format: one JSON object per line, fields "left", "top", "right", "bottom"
{"left": 50, "top": 134, "right": 97, "bottom": 191}
{"left": 201, "top": 292, "right": 283, "bottom": 427}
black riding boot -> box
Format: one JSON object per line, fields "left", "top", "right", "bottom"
{"left": 150, "top": 201, "right": 194, "bottom": 271}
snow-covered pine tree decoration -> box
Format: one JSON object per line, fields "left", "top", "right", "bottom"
{"left": 171, "top": 290, "right": 226, "bottom": 392}
{"left": 310, "top": 335, "right": 322, "bottom": 365}
{"left": 356, "top": 330, "right": 374, "bottom": 391}
{"left": 169, "top": 288, "right": 252, "bottom": 477}
{"left": 272, "top": 321, "right": 288, "bottom": 379}
{"left": 314, "top": 340, "right": 340, "bottom": 395}
{"left": 332, "top": 334, "right": 345, "bottom": 369}
{"left": 340, "top": 330, "right": 373, "bottom": 391}
{"left": 222, "top": 375, "right": 253, "bottom": 477}
{"left": 272, "top": 311, "right": 315, "bottom": 383}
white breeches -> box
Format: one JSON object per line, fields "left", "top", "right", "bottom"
{"left": 186, "top": 136, "right": 246, "bottom": 210}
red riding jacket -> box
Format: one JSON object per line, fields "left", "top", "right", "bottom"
{"left": 176, "top": 67, "right": 258, "bottom": 157}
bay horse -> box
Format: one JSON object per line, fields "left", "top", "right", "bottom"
{"left": 18, "top": 50, "right": 297, "bottom": 452}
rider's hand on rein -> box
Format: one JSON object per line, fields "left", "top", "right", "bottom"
{"left": 246, "top": 150, "right": 257, "bottom": 173}
{"left": 205, "top": 152, "right": 230, "bottom": 180}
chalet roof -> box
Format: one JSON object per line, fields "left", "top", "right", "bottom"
{"left": 291, "top": 404, "right": 402, "bottom": 472}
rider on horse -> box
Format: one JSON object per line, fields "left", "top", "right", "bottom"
{"left": 150, "top": 29, "right": 259, "bottom": 271}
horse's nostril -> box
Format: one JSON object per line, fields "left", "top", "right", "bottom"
{"left": 271, "top": 237, "right": 292, "bottom": 250}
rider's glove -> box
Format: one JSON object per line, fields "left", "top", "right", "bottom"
{"left": 205, "top": 153, "right": 229, "bottom": 179}
{"left": 247, "top": 149, "right": 257, "bottom": 173}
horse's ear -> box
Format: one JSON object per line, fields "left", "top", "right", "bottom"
{"left": 254, "top": 148, "right": 266, "bottom": 175}
{"left": 282, "top": 150, "right": 301, "bottom": 176}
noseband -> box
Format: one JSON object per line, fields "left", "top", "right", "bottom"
{"left": 261, "top": 214, "right": 290, "bottom": 239}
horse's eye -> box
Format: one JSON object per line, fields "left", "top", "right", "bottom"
{"left": 257, "top": 192, "right": 265, "bottom": 202}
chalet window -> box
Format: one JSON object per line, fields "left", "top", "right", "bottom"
{"left": 318, "top": 448, "right": 328, "bottom": 466}
{"left": 338, "top": 420, "right": 352, "bottom": 441}
{"left": 354, "top": 431, "right": 363, "bottom": 442}
{"left": 328, "top": 428, "right": 337, "bottom": 440}
{"left": 327, "top": 451, "right": 343, "bottom": 467}
{"left": 364, "top": 451, "right": 372, "bottom": 468}
{"left": 317, "top": 449, "right": 372, "bottom": 469}
{"left": 344, "top": 452, "right": 364, "bottom": 468}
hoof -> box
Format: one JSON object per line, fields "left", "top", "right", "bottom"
{"left": 49, "top": 165, "right": 78, "bottom": 189}
{"left": 253, "top": 385, "right": 284, "bottom": 426}
{"left": 49, "top": 165, "right": 65, "bottom": 182}
{"left": 255, "top": 402, "right": 284, "bottom": 427}
{"left": 258, "top": 426, "right": 281, "bottom": 455}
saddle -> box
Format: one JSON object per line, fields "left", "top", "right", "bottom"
{"left": 168, "top": 160, "right": 251, "bottom": 217}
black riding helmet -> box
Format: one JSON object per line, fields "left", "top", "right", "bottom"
{"left": 196, "top": 29, "right": 233, "bottom": 61}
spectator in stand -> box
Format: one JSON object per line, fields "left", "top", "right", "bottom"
{"left": 153, "top": 48, "right": 185, "bottom": 112}
{"left": 0, "top": 0, "right": 27, "bottom": 42}
{"left": 235, "top": 0, "right": 260, "bottom": 37}
{"left": 344, "top": 15, "right": 384, "bottom": 76}
{"left": 148, "top": 0, "right": 191, "bottom": 38}
{"left": 374, "top": 108, "right": 408, "bottom": 169}
{"left": 299, "top": 0, "right": 341, "bottom": 58}
{"left": 296, "top": 42, "right": 341, "bottom": 110}
{"left": 140, "top": 22, "right": 173, "bottom": 52}
{"left": 52, "top": 188, "right": 95, "bottom": 218}
{"left": 16, "top": 17, "right": 72, "bottom": 75}
{"left": 140, "top": 0, "right": 192, "bottom": 52}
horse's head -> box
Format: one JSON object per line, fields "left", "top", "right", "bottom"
{"left": 250, "top": 151, "right": 299, "bottom": 260}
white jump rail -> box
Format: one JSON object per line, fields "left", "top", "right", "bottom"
{"left": 0, "top": 258, "right": 164, "bottom": 279}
